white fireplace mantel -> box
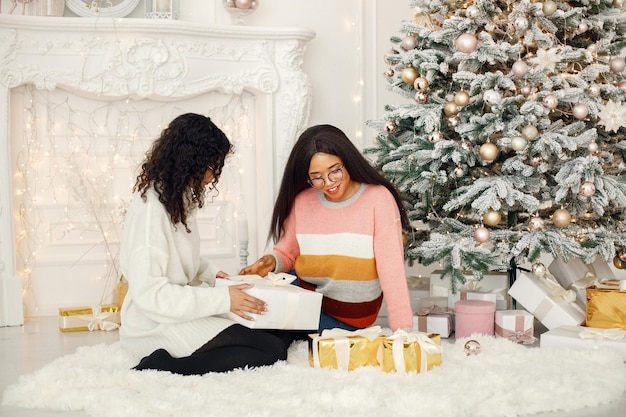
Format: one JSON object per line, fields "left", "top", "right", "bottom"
{"left": 0, "top": 15, "right": 315, "bottom": 326}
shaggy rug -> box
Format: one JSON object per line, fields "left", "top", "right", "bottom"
{"left": 2, "top": 335, "right": 625, "bottom": 417}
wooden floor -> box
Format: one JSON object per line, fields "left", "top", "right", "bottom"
{"left": 1, "top": 316, "right": 624, "bottom": 417}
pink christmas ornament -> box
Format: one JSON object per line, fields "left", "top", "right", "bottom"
{"left": 579, "top": 182, "right": 596, "bottom": 197}
{"left": 542, "top": 95, "right": 558, "bottom": 110}
{"left": 610, "top": 57, "right": 626, "bottom": 73}
{"left": 474, "top": 226, "right": 491, "bottom": 243}
{"left": 512, "top": 60, "right": 529, "bottom": 77}
{"left": 572, "top": 103, "right": 589, "bottom": 119}
{"left": 235, "top": 0, "right": 253, "bottom": 9}
{"left": 528, "top": 216, "right": 545, "bottom": 232}
{"left": 455, "top": 33, "right": 478, "bottom": 54}
{"left": 401, "top": 35, "right": 417, "bottom": 50}
{"left": 588, "top": 142, "right": 599, "bottom": 153}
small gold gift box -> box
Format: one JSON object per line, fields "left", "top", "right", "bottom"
{"left": 382, "top": 331, "right": 442, "bottom": 373}
{"left": 309, "top": 327, "right": 385, "bottom": 371}
{"left": 58, "top": 304, "right": 121, "bottom": 332}
{"left": 586, "top": 282, "right": 626, "bottom": 330}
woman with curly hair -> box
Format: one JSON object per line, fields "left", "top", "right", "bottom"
{"left": 119, "top": 113, "right": 287, "bottom": 375}
{"left": 240, "top": 124, "right": 413, "bottom": 333}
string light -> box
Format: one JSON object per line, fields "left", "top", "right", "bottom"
{"left": 12, "top": 85, "right": 254, "bottom": 314}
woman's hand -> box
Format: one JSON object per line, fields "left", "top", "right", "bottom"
{"left": 239, "top": 255, "right": 276, "bottom": 277}
{"left": 228, "top": 283, "right": 267, "bottom": 321}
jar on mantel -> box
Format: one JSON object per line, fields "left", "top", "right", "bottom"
{"left": 37, "top": 0, "right": 65, "bottom": 16}
{"left": 223, "top": 0, "right": 259, "bottom": 24}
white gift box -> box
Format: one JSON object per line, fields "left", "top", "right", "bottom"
{"left": 508, "top": 272, "right": 585, "bottom": 330}
{"left": 413, "top": 307, "right": 453, "bottom": 338}
{"left": 495, "top": 310, "right": 536, "bottom": 344}
{"left": 540, "top": 325, "right": 626, "bottom": 361}
{"left": 415, "top": 296, "right": 448, "bottom": 311}
{"left": 430, "top": 270, "right": 510, "bottom": 310}
{"left": 548, "top": 257, "right": 615, "bottom": 306}
{"left": 214, "top": 273, "right": 322, "bottom": 330}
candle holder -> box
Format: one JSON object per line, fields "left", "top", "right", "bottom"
{"left": 223, "top": 0, "right": 259, "bottom": 25}
{"left": 145, "top": 0, "right": 178, "bottom": 19}
{"left": 239, "top": 241, "right": 249, "bottom": 268}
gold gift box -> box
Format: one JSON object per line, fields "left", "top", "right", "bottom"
{"left": 586, "top": 283, "right": 626, "bottom": 330}
{"left": 382, "top": 332, "right": 442, "bottom": 373}
{"left": 58, "top": 304, "right": 121, "bottom": 332}
{"left": 309, "top": 333, "right": 385, "bottom": 371}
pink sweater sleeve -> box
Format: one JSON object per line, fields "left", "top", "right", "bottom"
{"left": 373, "top": 191, "right": 413, "bottom": 331}
{"left": 271, "top": 208, "right": 299, "bottom": 273}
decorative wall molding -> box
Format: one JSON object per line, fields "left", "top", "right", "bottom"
{"left": 0, "top": 15, "right": 315, "bottom": 325}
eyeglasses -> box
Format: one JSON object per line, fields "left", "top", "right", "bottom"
{"left": 307, "top": 165, "right": 344, "bottom": 189}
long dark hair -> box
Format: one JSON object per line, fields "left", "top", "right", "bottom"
{"left": 134, "top": 113, "right": 233, "bottom": 232}
{"left": 269, "top": 124, "right": 409, "bottom": 242}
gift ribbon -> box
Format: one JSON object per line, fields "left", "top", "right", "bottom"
{"left": 415, "top": 305, "right": 453, "bottom": 332}
{"left": 73, "top": 305, "right": 119, "bottom": 331}
{"left": 533, "top": 274, "right": 578, "bottom": 322}
{"left": 266, "top": 272, "right": 297, "bottom": 286}
{"left": 495, "top": 315, "right": 536, "bottom": 344}
{"left": 579, "top": 327, "right": 626, "bottom": 341}
{"left": 388, "top": 330, "right": 442, "bottom": 373}
{"left": 311, "top": 326, "right": 383, "bottom": 369}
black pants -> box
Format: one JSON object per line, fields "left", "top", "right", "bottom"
{"left": 132, "top": 324, "right": 296, "bottom": 375}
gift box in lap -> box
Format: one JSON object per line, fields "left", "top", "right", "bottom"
{"left": 585, "top": 280, "right": 626, "bottom": 330}
{"left": 540, "top": 325, "right": 626, "bottom": 361}
{"left": 508, "top": 272, "right": 585, "bottom": 330}
{"left": 215, "top": 273, "right": 322, "bottom": 330}
{"left": 59, "top": 304, "right": 120, "bottom": 332}
{"left": 382, "top": 331, "right": 442, "bottom": 374}
{"left": 309, "top": 327, "right": 385, "bottom": 370}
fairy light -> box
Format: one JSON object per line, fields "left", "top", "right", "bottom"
{"left": 12, "top": 85, "right": 254, "bottom": 313}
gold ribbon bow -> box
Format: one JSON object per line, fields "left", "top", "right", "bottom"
{"left": 311, "top": 326, "right": 383, "bottom": 370}
{"left": 387, "top": 330, "right": 443, "bottom": 373}
{"left": 77, "top": 305, "right": 120, "bottom": 332}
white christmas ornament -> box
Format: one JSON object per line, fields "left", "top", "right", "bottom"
{"left": 483, "top": 89, "right": 502, "bottom": 106}
{"left": 512, "top": 60, "right": 529, "bottom": 77}
{"left": 597, "top": 100, "right": 626, "bottom": 132}
{"left": 529, "top": 48, "right": 561, "bottom": 72}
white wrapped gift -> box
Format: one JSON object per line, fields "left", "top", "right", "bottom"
{"left": 412, "top": 305, "right": 454, "bottom": 338}
{"left": 495, "top": 310, "right": 536, "bottom": 344}
{"left": 548, "top": 257, "right": 615, "bottom": 306}
{"left": 508, "top": 272, "right": 585, "bottom": 330}
{"left": 215, "top": 273, "right": 322, "bottom": 330}
{"left": 540, "top": 325, "right": 626, "bottom": 361}
{"left": 415, "top": 296, "right": 448, "bottom": 311}
{"left": 430, "top": 270, "right": 510, "bottom": 310}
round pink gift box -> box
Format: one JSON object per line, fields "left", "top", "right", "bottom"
{"left": 454, "top": 300, "right": 496, "bottom": 338}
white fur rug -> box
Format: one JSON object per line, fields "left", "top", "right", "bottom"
{"left": 3, "top": 335, "right": 625, "bottom": 417}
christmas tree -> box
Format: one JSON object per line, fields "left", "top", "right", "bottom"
{"left": 366, "top": 0, "right": 626, "bottom": 291}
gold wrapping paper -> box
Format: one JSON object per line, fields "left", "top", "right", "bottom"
{"left": 58, "top": 304, "right": 121, "bottom": 332}
{"left": 586, "top": 284, "right": 626, "bottom": 330}
{"left": 382, "top": 332, "right": 442, "bottom": 373}
{"left": 309, "top": 327, "right": 385, "bottom": 370}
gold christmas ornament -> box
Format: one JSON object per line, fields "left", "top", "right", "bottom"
{"left": 483, "top": 209, "right": 501, "bottom": 226}
{"left": 552, "top": 208, "right": 572, "bottom": 228}
{"left": 413, "top": 76, "right": 429, "bottom": 91}
{"left": 401, "top": 67, "right": 419, "bottom": 85}
{"left": 384, "top": 120, "right": 398, "bottom": 134}
{"left": 479, "top": 142, "right": 499, "bottom": 161}
{"left": 542, "top": 0, "right": 557, "bottom": 16}
{"left": 613, "top": 256, "right": 624, "bottom": 269}
{"left": 521, "top": 124, "right": 539, "bottom": 140}
{"left": 383, "top": 48, "right": 399, "bottom": 65}
{"left": 454, "top": 90, "right": 470, "bottom": 106}
{"left": 444, "top": 101, "right": 459, "bottom": 116}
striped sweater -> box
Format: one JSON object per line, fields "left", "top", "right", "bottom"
{"left": 272, "top": 184, "right": 413, "bottom": 331}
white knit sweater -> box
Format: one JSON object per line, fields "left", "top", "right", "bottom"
{"left": 119, "top": 187, "right": 234, "bottom": 359}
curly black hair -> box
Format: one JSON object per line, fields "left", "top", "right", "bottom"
{"left": 134, "top": 113, "right": 233, "bottom": 232}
